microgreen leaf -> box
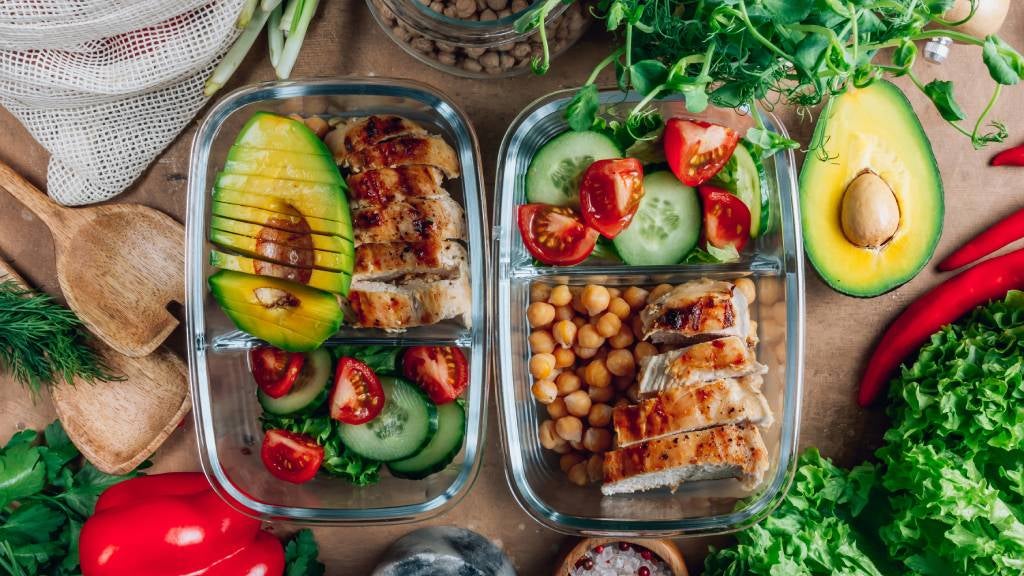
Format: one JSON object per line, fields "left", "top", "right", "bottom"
{"left": 629, "top": 59, "right": 668, "bottom": 95}
{"left": 923, "top": 79, "right": 967, "bottom": 122}
{"left": 745, "top": 127, "right": 799, "bottom": 159}
{"left": 565, "top": 84, "right": 599, "bottom": 132}
{"left": 982, "top": 35, "right": 1024, "bottom": 86}
{"left": 762, "top": 0, "right": 813, "bottom": 24}
{"left": 892, "top": 39, "right": 917, "bottom": 71}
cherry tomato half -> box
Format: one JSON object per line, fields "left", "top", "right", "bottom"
{"left": 579, "top": 158, "right": 645, "bottom": 239}
{"left": 517, "top": 203, "right": 599, "bottom": 266}
{"left": 260, "top": 429, "right": 324, "bottom": 484}
{"left": 330, "top": 357, "right": 385, "bottom": 425}
{"left": 700, "top": 186, "right": 751, "bottom": 251}
{"left": 402, "top": 346, "right": 469, "bottom": 405}
{"left": 249, "top": 346, "right": 305, "bottom": 398}
{"left": 664, "top": 119, "right": 739, "bottom": 186}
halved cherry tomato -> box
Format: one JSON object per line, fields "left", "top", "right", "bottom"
{"left": 330, "top": 357, "right": 385, "bottom": 424}
{"left": 517, "top": 203, "right": 599, "bottom": 266}
{"left": 249, "top": 346, "right": 305, "bottom": 398}
{"left": 664, "top": 119, "right": 739, "bottom": 186}
{"left": 402, "top": 346, "right": 469, "bottom": 404}
{"left": 579, "top": 158, "right": 645, "bottom": 239}
{"left": 700, "top": 186, "right": 751, "bottom": 251}
{"left": 260, "top": 429, "right": 323, "bottom": 484}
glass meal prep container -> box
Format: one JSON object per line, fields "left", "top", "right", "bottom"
{"left": 367, "top": 0, "right": 589, "bottom": 78}
{"left": 494, "top": 88, "right": 805, "bottom": 536}
{"left": 185, "top": 78, "right": 489, "bottom": 524}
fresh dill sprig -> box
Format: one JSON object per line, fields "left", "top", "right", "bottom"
{"left": 0, "top": 280, "right": 120, "bottom": 393}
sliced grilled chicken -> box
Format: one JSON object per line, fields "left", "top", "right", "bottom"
{"left": 344, "top": 268, "right": 471, "bottom": 329}
{"left": 347, "top": 166, "right": 446, "bottom": 206}
{"left": 602, "top": 423, "right": 769, "bottom": 495}
{"left": 354, "top": 240, "right": 466, "bottom": 282}
{"left": 347, "top": 135, "right": 460, "bottom": 179}
{"left": 613, "top": 376, "right": 773, "bottom": 448}
{"left": 342, "top": 115, "right": 428, "bottom": 155}
{"left": 352, "top": 196, "right": 466, "bottom": 245}
{"left": 639, "top": 279, "right": 750, "bottom": 345}
{"left": 638, "top": 336, "right": 767, "bottom": 395}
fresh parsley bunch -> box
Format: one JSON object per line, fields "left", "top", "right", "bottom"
{"left": 519, "top": 0, "right": 1024, "bottom": 152}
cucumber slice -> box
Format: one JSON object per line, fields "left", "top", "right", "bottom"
{"left": 258, "top": 348, "right": 332, "bottom": 415}
{"left": 525, "top": 131, "right": 621, "bottom": 207}
{"left": 387, "top": 401, "right": 466, "bottom": 480}
{"left": 712, "top": 142, "right": 770, "bottom": 237}
{"left": 338, "top": 377, "right": 437, "bottom": 462}
{"left": 613, "top": 171, "right": 701, "bottom": 265}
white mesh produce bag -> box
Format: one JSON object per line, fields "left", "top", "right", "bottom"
{"left": 0, "top": 0, "right": 247, "bottom": 205}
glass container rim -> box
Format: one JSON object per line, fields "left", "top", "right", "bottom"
{"left": 371, "top": 0, "right": 569, "bottom": 45}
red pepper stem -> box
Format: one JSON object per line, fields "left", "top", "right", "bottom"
{"left": 937, "top": 207, "right": 1024, "bottom": 271}
{"left": 991, "top": 143, "right": 1024, "bottom": 167}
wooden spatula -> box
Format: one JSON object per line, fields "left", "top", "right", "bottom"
{"left": 0, "top": 160, "right": 184, "bottom": 358}
{"left": 0, "top": 258, "right": 191, "bottom": 474}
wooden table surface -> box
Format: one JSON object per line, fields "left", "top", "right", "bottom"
{"left": 1, "top": 4, "right": 1022, "bottom": 574}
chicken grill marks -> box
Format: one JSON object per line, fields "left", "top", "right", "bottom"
{"left": 342, "top": 115, "right": 427, "bottom": 155}
{"left": 347, "top": 166, "right": 444, "bottom": 205}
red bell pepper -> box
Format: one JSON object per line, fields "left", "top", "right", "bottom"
{"left": 858, "top": 248, "right": 1024, "bottom": 406}
{"left": 991, "top": 143, "right": 1024, "bottom": 166}
{"left": 937, "top": 207, "right": 1024, "bottom": 271}
{"left": 80, "top": 472, "right": 284, "bottom": 576}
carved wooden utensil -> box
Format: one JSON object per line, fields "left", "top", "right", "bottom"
{"left": 0, "top": 258, "right": 191, "bottom": 474}
{"left": 0, "top": 160, "right": 184, "bottom": 357}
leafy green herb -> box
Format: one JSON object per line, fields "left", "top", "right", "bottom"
{"left": 0, "top": 280, "right": 120, "bottom": 394}
{"left": 284, "top": 529, "right": 326, "bottom": 576}
{"left": 681, "top": 245, "right": 739, "bottom": 263}
{"left": 330, "top": 345, "right": 400, "bottom": 376}
{"left": 519, "top": 0, "right": 1023, "bottom": 150}
{"left": 0, "top": 421, "right": 139, "bottom": 576}
{"left": 262, "top": 412, "right": 382, "bottom": 487}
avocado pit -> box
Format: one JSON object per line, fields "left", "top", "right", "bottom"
{"left": 841, "top": 171, "right": 900, "bottom": 249}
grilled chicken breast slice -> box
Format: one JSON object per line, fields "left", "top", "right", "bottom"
{"left": 638, "top": 336, "right": 767, "bottom": 395}
{"left": 344, "top": 268, "right": 471, "bottom": 329}
{"left": 352, "top": 196, "right": 466, "bottom": 245}
{"left": 640, "top": 279, "right": 750, "bottom": 344}
{"left": 354, "top": 240, "right": 466, "bottom": 282}
{"left": 613, "top": 376, "right": 773, "bottom": 448}
{"left": 346, "top": 166, "right": 446, "bottom": 205}
{"left": 602, "top": 423, "right": 769, "bottom": 495}
{"left": 342, "top": 115, "right": 427, "bottom": 156}
{"left": 347, "top": 135, "right": 460, "bottom": 178}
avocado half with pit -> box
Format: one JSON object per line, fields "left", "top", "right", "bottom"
{"left": 800, "top": 80, "right": 943, "bottom": 297}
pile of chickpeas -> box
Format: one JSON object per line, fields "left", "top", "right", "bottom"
{"left": 526, "top": 279, "right": 758, "bottom": 487}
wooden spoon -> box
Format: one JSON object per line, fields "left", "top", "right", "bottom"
{"left": 0, "top": 160, "right": 184, "bottom": 357}
{"left": 0, "top": 258, "right": 191, "bottom": 474}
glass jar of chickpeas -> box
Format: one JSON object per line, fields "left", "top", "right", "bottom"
{"left": 366, "top": 0, "right": 590, "bottom": 78}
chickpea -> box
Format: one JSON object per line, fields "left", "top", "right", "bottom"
{"left": 608, "top": 297, "right": 631, "bottom": 320}
{"left": 571, "top": 316, "right": 587, "bottom": 328}
{"left": 606, "top": 348, "right": 636, "bottom": 377}
{"left": 633, "top": 341, "right": 658, "bottom": 364}
{"left": 608, "top": 324, "right": 635, "bottom": 349}
{"left": 527, "top": 302, "right": 555, "bottom": 328}
{"left": 607, "top": 287, "right": 621, "bottom": 299}
{"left": 584, "top": 358, "right": 612, "bottom": 388}
{"left": 574, "top": 346, "right": 599, "bottom": 360}
{"left": 588, "top": 403, "right": 613, "bottom": 427}
{"left": 647, "top": 283, "right": 674, "bottom": 304}
{"left": 734, "top": 277, "right": 757, "bottom": 303}
{"left": 570, "top": 291, "right": 588, "bottom": 314}
{"left": 567, "top": 461, "right": 589, "bottom": 486}
{"left": 586, "top": 453, "right": 604, "bottom": 483}
{"left": 554, "top": 305, "right": 575, "bottom": 322}
{"left": 538, "top": 419, "right": 560, "bottom": 449}
{"left": 531, "top": 379, "right": 557, "bottom": 404}
{"left": 760, "top": 280, "right": 783, "bottom": 305}
{"left": 577, "top": 324, "right": 606, "bottom": 349}
{"left": 553, "top": 347, "right": 575, "bottom": 368}
{"left": 547, "top": 397, "right": 568, "bottom": 419}
{"left": 555, "top": 371, "right": 582, "bottom": 396}
{"left": 529, "top": 330, "right": 555, "bottom": 354}
{"left": 560, "top": 452, "right": 586, "bottom": 473}
{"left": 548, "top": 285, "right": 572, "bottom": 306}
{"left": 595, "top": 312, "right": 622, "bottom": 338}
{"left": 555, "top": 416, "right": 583, "bottom": 443}
{"left": 552, "top": 441, "right": 572, "bottom": 454}
{"left": 631, "top": 316, "right": 645, "bottom": 340}
{"left": 570, "top": 439, "right": 586, "bottom": 452}
{"left": 530, "top": 283, "right": 551, "bottom": 303}
{"left": 564, "top": 390, "right": 592, "bottom": 417}
{"left": 622, "top": 286, "right": 649, "bottom": 310}
{"left": 588, "top": 384, "right": 614, "bottom": 403}
{"left": 614, "top": 375, "right": 634, "bottom": 391}
{"left": 583, "top": 427, "right": 613, "bottom": 452}
{"left": 552, "top": 319, "right": 577, "bottom": 348}
{"left": 529, "top": 353, "right": 556, "bottom": 380}
{"left": 581, "top": 285, "right": 611, "bottom": 316}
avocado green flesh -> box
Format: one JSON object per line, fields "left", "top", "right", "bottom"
{"left": 209, "top": 229, "right": 354, "bottom": 273}
{"left": 799, "top": 80, "right": 943, "bottom": 298}
{"left": 223, "top": 160, "right": 342, "bottom": 185}
{"left": 209, "top": 250, "right": 351, "bottom": 295}
{"left": 234, "top": 112, "right": 333, "bottom": 156}
{"left": 209, "top": 216, "right": 352, "bottom": 255}
{"left": 212, "top": 199, "right": 352, "bottom": 240}
{"left": 227, "top": 145, "right": 337, "bottom": 170}
{"left": 214, "top": 172, "right": 348, "bottom": 222}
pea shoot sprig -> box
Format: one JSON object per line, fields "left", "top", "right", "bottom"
{"left": 519, "top": 0, "right": 1024, "bottom": 155}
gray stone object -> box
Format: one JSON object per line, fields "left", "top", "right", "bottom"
{"left": 372, "top": 526, "right": 517, "bottom": 576}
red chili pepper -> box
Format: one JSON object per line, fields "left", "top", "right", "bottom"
{"left": 80, "top": 472, "right": 284, "bottom": 576}
{"left": 991, "top": 144, "right": 1024, "bottom": 166}
{"left": 858, "top": 248, "right": 1024, "bottom": 407}
{"left": 937, "top": 207, "right": 1024, "bottom": 271}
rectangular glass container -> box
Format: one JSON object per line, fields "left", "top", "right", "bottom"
{"left": 185, "top": 78, "right": 489, "bottom": 524}
{"left": 493, "top": 89, "right": 805, "bottom": 536}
